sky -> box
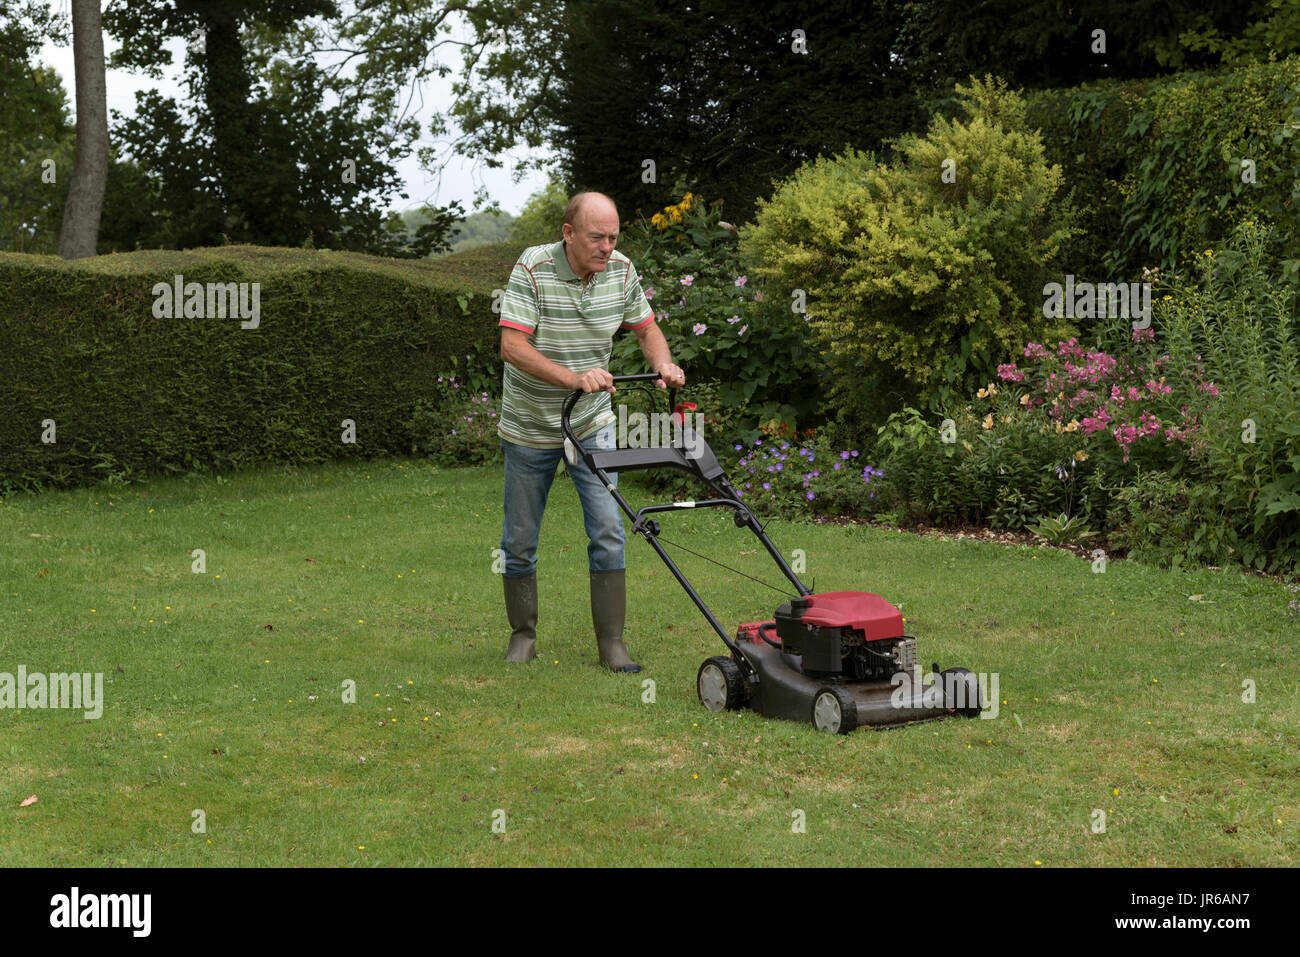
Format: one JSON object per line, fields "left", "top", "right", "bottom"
{"left": 35, "top": 1, "right": 552, "bottom": 217}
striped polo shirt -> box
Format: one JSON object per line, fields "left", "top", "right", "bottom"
{"left": 498, "top": 240, "right": 654, "bottom": 448}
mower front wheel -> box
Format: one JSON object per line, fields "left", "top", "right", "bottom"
{"left": 811, "top": 686, "right": 858, "bottom": 734}
{"left": 697, "top": 656, "right": 745, "bottom": 712}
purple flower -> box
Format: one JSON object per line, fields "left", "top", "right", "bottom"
{"left": 762, "top": 482, "right": 771, "bottom": 491}
{"left": 692, "top": 323, "right": 707, "bottom": 336}
{"left": 645, "top": 287, "right": 656, "bottom": 300}
{"left": 840, "top": 451, "right": 850, "bottom": 460}
{"left": 806, "top": 491, "right": 815, "bottom": 500}
{"left": 681, "top": 275, "right": 694, "bottom": 286}
{"left": 727, "top": 315, "right": 741, "bottom": 324}
{"left": 735, "top": 276, "right": 747, "bottom": 287}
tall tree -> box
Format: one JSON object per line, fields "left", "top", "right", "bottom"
{"left": 57, "top": 0, "right": 108, "bottom": 259}
{"left": 99, "top": 0, "right": 464, "bottom": 254}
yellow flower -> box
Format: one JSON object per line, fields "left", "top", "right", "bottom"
{"left": 1065, "top": 420, "right": 1079, "bottom": 432}
{"left": 682, "top": 192, "right": 694, "bottom": 208}
{"left": 669, "top": 207, "right": 683, "bottom": 223}
{"left": 1020, "top": 394, "right": 1031, "bottom": 407}
{"left": 1074, "top": 450, "right": 1088, "bottom": 462}
{"left": 1054, "top": 421, "right": 1064, "bottom": 434}
{"left": 650, "top": 213, "right": 667, "bottom": 231}
{"left": 1204, "top": 249, "right": 1213, "bottom": 256}
{"left": 982, "top": 413, "right": 994, "bottom": 430}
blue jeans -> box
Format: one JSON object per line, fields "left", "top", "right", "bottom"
{"left": 500, "top": 423, "right": 625, "bottom": 578}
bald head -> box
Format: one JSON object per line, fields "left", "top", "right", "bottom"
{"left": 564, "top": 191, "right": 618, "bottom": 231}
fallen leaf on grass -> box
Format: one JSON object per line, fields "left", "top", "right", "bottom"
{"left": 19, "top": 795, "right": 37, "bottom": 808}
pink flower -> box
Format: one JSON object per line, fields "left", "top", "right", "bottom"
{"left": 1057, "top": 337, "right": 1084, "bottom": 359}
{"left": 692, "top": 323, "right": 707, "bottom": 335}
{"left": 681, "top": 275, "right": 694, "bottom": 286}
{"left": 645, "top": 287, "right": 656, "bottom": 300}
{"left": 734, "top": 276, "right": 747, "bottom": 287}
{"left": 997, "top": 362, "right": 1025, "bottom": 382}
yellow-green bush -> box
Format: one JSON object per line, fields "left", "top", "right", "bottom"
{"left": 741, "top": 77, "right": 1077, "bottom": 433}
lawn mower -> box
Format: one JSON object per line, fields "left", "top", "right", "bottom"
{"left": 562, "top": 373, "right": 985, "bottom": 733}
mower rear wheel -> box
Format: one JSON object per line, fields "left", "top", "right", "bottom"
{"left": 697, "top": 656, "right": 745, "bottom": 712}
{"left": 941, "top": 667, "right": 983, "bottom": 718}
{"left": 811, "top": 687, "right": 858, "bottom": 734}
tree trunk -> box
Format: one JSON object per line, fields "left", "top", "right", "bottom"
{"left": 57, "top": 0, "right": 108, "bottom": 260}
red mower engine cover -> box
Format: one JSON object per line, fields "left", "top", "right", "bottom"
{"left": 736, "top": 591, "right": 904, "bottom": 645}
{"left": 798, "top": 591, "right": 904, "bottom": 641}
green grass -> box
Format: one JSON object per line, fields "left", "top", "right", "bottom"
{"left": 1, "top": 458, "right": 1296, "bottom": 866}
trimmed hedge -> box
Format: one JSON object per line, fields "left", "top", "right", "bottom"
{"left": 0, "top": 242, "right": 521, "bottom": 491}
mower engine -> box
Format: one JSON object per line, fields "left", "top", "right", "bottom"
{"left": 773, "top": 592, "right": 915, "bottom": 679}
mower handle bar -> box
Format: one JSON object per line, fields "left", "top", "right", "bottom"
{"left": 561, "top": 373, "right": 676, "bottom": 442}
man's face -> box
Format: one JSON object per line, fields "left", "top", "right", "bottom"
{"left": 563, "top": 202, "right": 619, "bottom": 278}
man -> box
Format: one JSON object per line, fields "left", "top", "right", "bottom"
{"left": 497, "top": 191, "right": 685, "bottom": 673}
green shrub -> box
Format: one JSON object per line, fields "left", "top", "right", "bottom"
{"left": 1107, "top": 470, "right": 1240, "bottom": 569}
{"left": 1154, "top": 220, "right": 1300, "bottom": 571}
{"left": 1026, "top": 57, "right": 1300, "bottom": 286}
{"left": 741, "top": 76, "right": 1079, "bottom": 432}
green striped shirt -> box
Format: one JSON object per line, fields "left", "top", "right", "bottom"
{"left": 498, "top": 240, "right": 654, "bottom": 448}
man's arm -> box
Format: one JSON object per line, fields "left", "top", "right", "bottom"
{"left": 501, "top": 328, "right": 615, "bottom": 394}
{"left": 634, "top": 320, "right": 685, "bottom": 388}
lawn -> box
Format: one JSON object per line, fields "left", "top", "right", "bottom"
{"left": 1, "top": 458, "right": 1296, "bottom": 866}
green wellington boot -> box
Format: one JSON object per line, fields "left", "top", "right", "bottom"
{"left": 503, "top": 574, "right": 538, "bottom": 662}
{"left": 591, "top": 569, "right": 641, "bottom": 673}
